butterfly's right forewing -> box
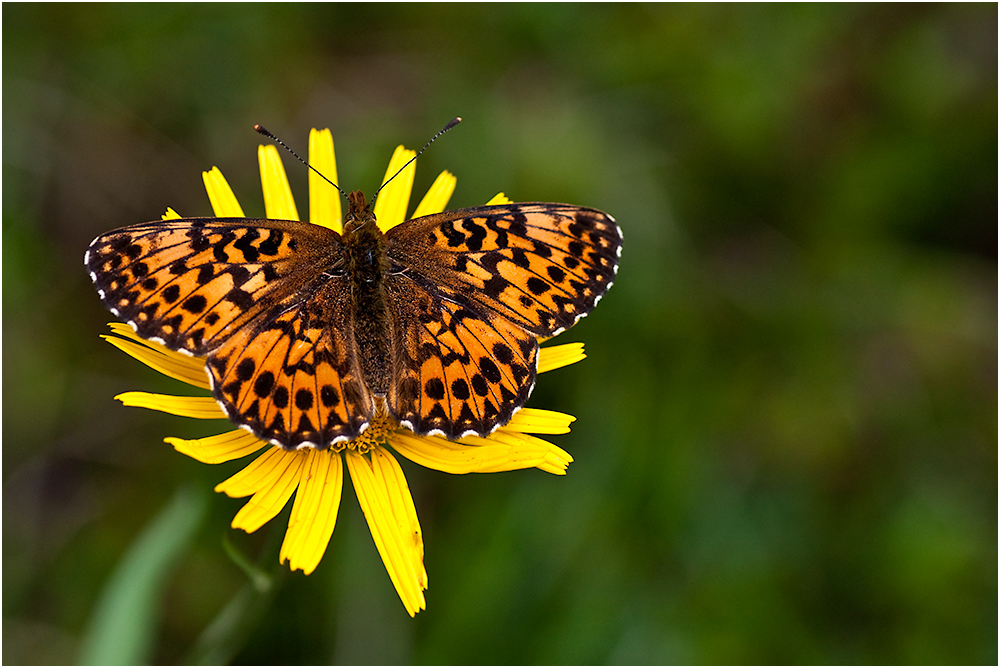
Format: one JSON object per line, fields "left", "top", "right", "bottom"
{"left": 386, "top": 203, "right": 621, "bottom": 338}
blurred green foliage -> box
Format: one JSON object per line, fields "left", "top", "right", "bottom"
{"left": 3, "top": 3, "right": 996, "bottom": 664}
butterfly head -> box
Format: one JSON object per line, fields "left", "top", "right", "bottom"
{"left": 342, "top": 189, "right": 389, "bottom": 282}
{"left": 343, "top": 190, "right": 378, "bottom": 236}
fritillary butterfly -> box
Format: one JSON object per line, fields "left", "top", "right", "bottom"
{"left": 86, "top": 182, "right": 621, "bottom": 450}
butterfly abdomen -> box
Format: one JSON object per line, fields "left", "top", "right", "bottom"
{"left": 343, "top": 193, "right": 394, "bottom": 398}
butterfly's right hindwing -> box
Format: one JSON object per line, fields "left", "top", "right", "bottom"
{"left": 385, "top": 271, "right": 538, "bottom": 439}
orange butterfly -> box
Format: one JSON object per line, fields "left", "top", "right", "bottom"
{"left": 86, "top": 151, "right": 620, "bottom": 451}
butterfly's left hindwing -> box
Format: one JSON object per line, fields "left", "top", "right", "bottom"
{"left": 208, "top": 277, "right": 374, "bottom": 448}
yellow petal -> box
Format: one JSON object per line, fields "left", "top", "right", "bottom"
{"left": 411, "top": 170, "right": 456, "bottom": 218}
{"left": 229, "top": 451, "right": 305, "bottom": 533}
{"left": 485, "top": 192, "right": 511, "bottom": 205}
{"left": 202, "top": 167, "right": 247, "bottom": 217}
{"left": 370, "top": 447, "right": 425, "bottom": 586}
{"left": 102, "top": 326, "right": 210, "bottom": 390}
{"left": 162, "top": 208, "right": 182, "bottom": 220}
{"left": 115, "top": 392, "right": 226, "bottom": 419}
{"left": 280, "top": 450, "right": 344, "bottom": 574}
{"left": 345, "top": 449, "right": 426, "bottom": 616}
{"left": 389, "top": 431, "right": 515, "bottom": 474}
{"left": 502, "top": 407, "right": 575, "bottom": 435}
{"left": 215, "top": 446, "right": 295, "bottom": 497}
{"left": 372, "top": 145, "right": 416, "bottom": 232}
{"left": 468, "top": 430, "right": 574, "bottom": 474}
{"left": 258, "top": 144, "right": 300, "bottom": 221}
{"left": 538, "top": 342, "right": 586, "bottom": 373}
{"left": 308, "top": 128, "right": 342, "bottom": 232}
{"left": 165, "top": 429, "right": 267, "bottom": 464}
{"left": 389, "top": 429, "right": 573, "bottom": 476}
{"left": 214, "top": 447, "right": 304, "bottom": 533}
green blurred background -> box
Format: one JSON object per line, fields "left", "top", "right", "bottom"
{"left": 3, "top": 3, "right": 996, "bottom": 664}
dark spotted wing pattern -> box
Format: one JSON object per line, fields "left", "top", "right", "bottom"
{"left": 85, "top": 217, "right": 372, "bottom": 447}
{"left": 384, "top": 203, "right": 620, "bottom": 439}
{"left": 85, "top": 218, "right": 339, "bottom": 354}
{"left": 86, "top": 199, "right": 621, "bottom": 449}
{"left": 206, "top": 278, "right": 374, "bottom": 448}
{"left": 386, "top": 203, "right": 620, "bottom": 336}
{"left": 384, "top": 270, "right": 538, "bottom": 438}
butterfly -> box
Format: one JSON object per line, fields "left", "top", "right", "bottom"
{"left": 86, "top": 187, "right": 621, "bottom": 450}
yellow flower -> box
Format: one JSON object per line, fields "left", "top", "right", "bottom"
{"left": 103, "top": 129, "right": 588, "bottom": 616}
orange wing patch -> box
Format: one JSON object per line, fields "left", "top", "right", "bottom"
{"left": 85, "top": 218, "right": 336, "bottom": 355}
{"left": 207, "top": 280, "right": 373, "bottom": 448}
{"left": 386, "top": 276, "right": 537, "bottom": 439}
{"left": 386, "top": 203, "right": 621, "bottom": 337}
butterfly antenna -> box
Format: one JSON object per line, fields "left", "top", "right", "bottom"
{"left": 370, "top": 116, "right": 462, "bottom": 205}
{"left": 253, "top": 124, "right": 348, "bottom": 199}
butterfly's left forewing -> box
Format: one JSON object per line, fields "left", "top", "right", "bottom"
{"left": 85, "top": 218, "right": 336, "bottom": 355}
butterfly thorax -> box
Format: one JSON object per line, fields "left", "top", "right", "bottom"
{"left": 342, "top": 190, "right": 393, "bottom": 396}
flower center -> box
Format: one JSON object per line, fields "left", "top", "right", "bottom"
{"left": 331, "top": 402, "right": 397, "bottom": 454}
